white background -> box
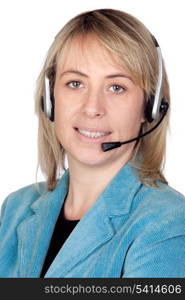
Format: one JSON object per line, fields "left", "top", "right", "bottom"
{"left": 0, "top": 0, "right": 185, "bottom": 205}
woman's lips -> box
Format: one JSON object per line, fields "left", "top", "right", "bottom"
{"left": 74, "top": 126, "right": 111, "bottom": 133}
{"left": 74, "top": 127, "right": 112, "bottom": 143}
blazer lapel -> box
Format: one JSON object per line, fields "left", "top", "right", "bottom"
{"left": 16, "top": 170, "right": 69, "bottom": 277}
{"left": 44, "top": 191, "right": 115, "bottom": 278}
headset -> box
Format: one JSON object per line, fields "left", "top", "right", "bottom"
{"left": 41, "top": 35, "right": 169, "bottom": 152}
{"left": 41, "top": 75, "right": 55, "bottom": 122}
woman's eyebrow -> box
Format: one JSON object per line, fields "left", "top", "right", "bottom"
{"left": 59, "top": 69, "right": 133, "bottom": 82}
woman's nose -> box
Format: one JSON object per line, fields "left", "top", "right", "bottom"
{"left": 82, "top": 90, "right": 106, "bottom": 118}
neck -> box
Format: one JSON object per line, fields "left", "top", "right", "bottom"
{"left": 63, "top": 151, "right": 132, "bottom": 220}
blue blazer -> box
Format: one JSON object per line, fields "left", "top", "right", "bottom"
{"left": 0, "top": 162, "right": 185, "bottom": 278}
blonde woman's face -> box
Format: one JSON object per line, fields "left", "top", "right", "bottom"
{"left": 54, "top": 35, "right": 145, "bottom": 167}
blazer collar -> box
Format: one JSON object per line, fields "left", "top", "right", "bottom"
{"left": 98, "top": 161, "right": 141, "bottom": 217}
{"left": 16, "top": 161, "right": 141, "bottom": 277}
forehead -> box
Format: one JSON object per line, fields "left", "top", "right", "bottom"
{"left": 56, "top": 34, "right": 131, "bottom": 75}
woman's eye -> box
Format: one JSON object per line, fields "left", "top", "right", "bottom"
{"left": 65, "top": 81, "right": 126, "bottom": 93}
{"left": 66, "top": 81, "right": 82, "bottom": 89}
{"left": 109, "top": 85, "right": 126, "bottom": 94}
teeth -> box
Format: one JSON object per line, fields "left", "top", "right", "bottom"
{"left": 78, "top": 129, "right": 110, "bottom": 138}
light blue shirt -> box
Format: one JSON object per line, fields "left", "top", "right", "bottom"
{"left": 0, "top": 162, "right": 185, "bottom": 278}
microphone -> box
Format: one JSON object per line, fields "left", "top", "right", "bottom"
{"left": 101, "top": 101, "right": 169, "bottom": 152}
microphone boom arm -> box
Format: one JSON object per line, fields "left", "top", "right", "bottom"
{"left": 101, "top": 105, "right": 168, "bottom": 152}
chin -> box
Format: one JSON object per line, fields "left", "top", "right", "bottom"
{"left": 68, "top": 147, "right": 110, "bottom": 167}
{"left": 79, "top": 158, "right": 108, "bottom": 167}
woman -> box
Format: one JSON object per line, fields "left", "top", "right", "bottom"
{"left": 0, "top": 8, "right": 185, "bottom": 278}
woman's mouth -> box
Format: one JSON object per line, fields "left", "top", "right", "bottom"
{"left": 74, "top": 127, "right": 112, "bottom": 143}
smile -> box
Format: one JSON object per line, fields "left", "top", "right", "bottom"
{"left": 74, "top": 127, "right": 112, "bottom": 143}
{"left": 77, "top": 128, "right": 110, "bottom": 138}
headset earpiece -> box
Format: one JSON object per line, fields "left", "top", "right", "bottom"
{"left": 144, "top": 96, "right": 155, "bottom": 123}
{"left": 144, "top": 96, "right": 169, "bottom": 123}
{"left": 41, "top": 76, "right": 55, "bottom": 122}
{"left": 159, "top": 99, "right": 169, "bottom": 114}
{"left": 48, "top": 94, "right": 55, "bottom": 122}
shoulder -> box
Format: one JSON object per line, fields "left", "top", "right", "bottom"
{"left": 0, "top": 170, "right": 69, "bottom": 228}
{"left": 129, "top": 182, "right": 185, "bottom": 239}
{"left": 137, "top": 182, "right": 185, "bottom": 213}
{"left": 0, "top": 181, "right": 48, "bottom": 224}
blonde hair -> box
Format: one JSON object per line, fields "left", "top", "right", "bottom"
{"left": 34, "top": 8, "right": 170, "bottom": 191}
